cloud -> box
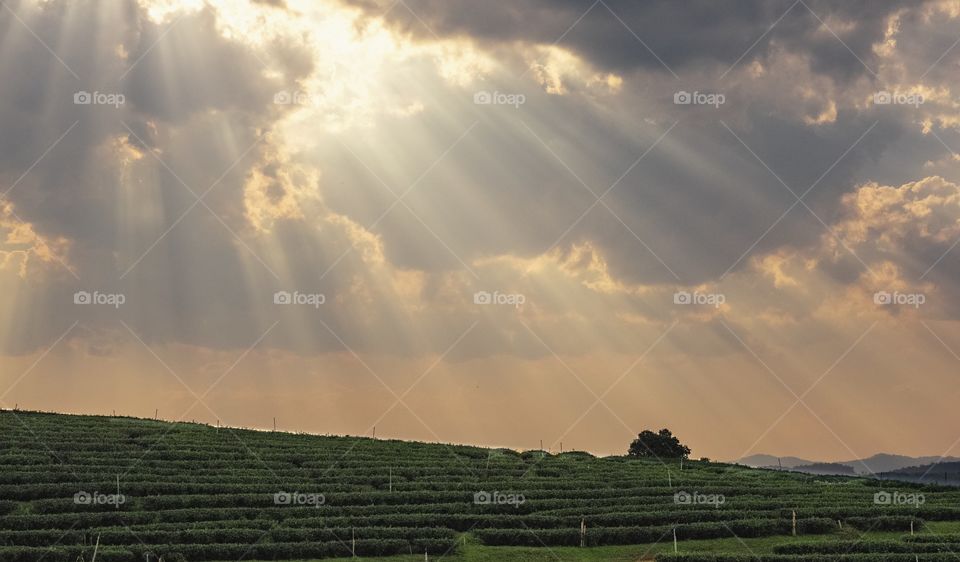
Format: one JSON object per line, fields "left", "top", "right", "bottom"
{"left": 340, "top": 0, "right": 914, "bottom": 81}
{"left": 321, "top": 0, "right": 955, "bottom": 291}
{"left": 0, "top": 0, "right": 316, "bottom": 353}
{"left": 4, "top": 0, "right": 960, "bottom": 462}
{"left": 724, "top": 176, "right": 960, "bottom": 321}
{"left": 1, "top": 0, "right": 959, "bottom": 365}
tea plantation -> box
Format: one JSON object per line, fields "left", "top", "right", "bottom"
{"left": 2, "top": 410, "right": 960, "bottom": 561}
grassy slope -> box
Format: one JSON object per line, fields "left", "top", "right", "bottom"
{"left": 2, "top": 410, "right": 954, "bottom": 562}
{"left": 349, "top": 523, "right": 960, "bottom": 561}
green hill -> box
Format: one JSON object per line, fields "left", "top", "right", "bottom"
{"left": 2, "top": 410, "right": 960, "bottom": 561}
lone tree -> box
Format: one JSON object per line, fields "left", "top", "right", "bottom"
{"left": 628, "top": 429, "right": 690, "bottom": 459}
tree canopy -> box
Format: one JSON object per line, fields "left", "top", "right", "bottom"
{"left": 628, "top": 429, "right": 691, "bottom": 459}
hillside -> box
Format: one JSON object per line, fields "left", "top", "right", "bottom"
{"left": 881, "top": 462, "right": 960, "bottom": 486}
{"left": 788, "top": 463, "right": 856, "bottom": 476}
{"left": 3, "top": 410, "right": 960, "bottom": 561}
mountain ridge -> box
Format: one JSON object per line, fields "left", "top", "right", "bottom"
{"left": 738, "top": 452, "right": 960, "bottom": 475}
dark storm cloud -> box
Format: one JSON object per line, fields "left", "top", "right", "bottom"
{"left": 123, "top": 9, "right": 279, "bottom": 121}
{"left": 0, "top": 1, "right": 486, "bottom": 357}
{"left": 329, "top": 0, "right": 960, "bottom": 290}
{"left": 320, "top": 65, "right": 905, "bottom": 286}
{"left": 0, "top": 1, "right": 294, "bottom": 248}
{"left": 0, "top": 0, "right": 315, "bottom": 354}
{"left": 3, "top": 0, "right": 959, "bottom": 359}
{"left": 343, "top": 0, "right": 914, "bottom": 80}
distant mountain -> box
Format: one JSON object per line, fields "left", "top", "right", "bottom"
{"left": 736, "top": 454, "right": 814, "bottom": 469}
{"left": 844, "top": 453, "right": 960, "bottom": 475}
{"left": 736, "top": 453, "right": 960, "bottom": 476}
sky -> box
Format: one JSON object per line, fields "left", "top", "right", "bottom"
{"left": 1, "top": 0, "right": 960, "bottom": 462}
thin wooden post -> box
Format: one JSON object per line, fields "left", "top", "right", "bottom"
{"left": 579, "top": 518, "right": 586, "bottom": 547}
{"left": 791, "top": 510, "right": 797, "bottom": 536}
{"left": 673, "top": 527, "right": 678, "bottom": 553}
{"left": 351, "top": 528, "right": 356, "bottom": 557}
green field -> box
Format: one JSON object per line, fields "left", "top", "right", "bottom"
{"left": 2, "top": 410, "right": 960, "bottom": 561}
